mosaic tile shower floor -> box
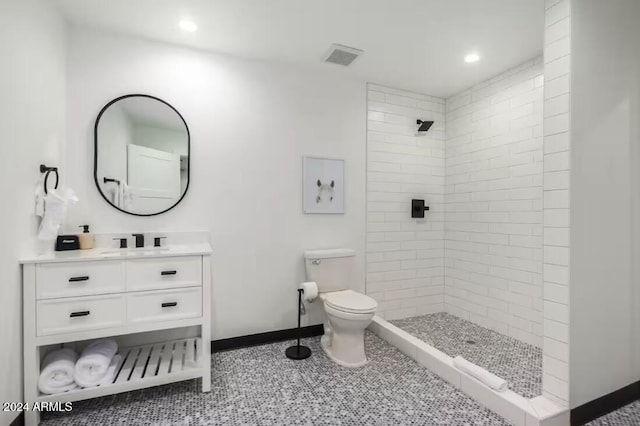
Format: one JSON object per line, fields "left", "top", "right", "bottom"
{"left": 390, "top": 312, "right": 542, "bottom": 398}
{"left": 586, "top": 400, "right": 640, "bottom": 426}
{"left": 41, "top": 332, "right": 511, "bottom": 425}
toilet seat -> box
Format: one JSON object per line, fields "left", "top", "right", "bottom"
{"left": 324, "top": 290, "right": 377, "bottom": 314}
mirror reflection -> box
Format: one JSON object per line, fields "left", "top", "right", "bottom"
{"left": 95, "top": 95, "right": 189, "bottom": 216}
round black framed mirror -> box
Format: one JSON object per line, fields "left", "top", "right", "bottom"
{"left": 94, "top": 94, "right": 190, "bottom": 216}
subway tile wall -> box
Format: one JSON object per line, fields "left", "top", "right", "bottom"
{"left": 444, "top": 58, "right": 545, "bottom": 348}
{"left": 366, "top": 84, "right": 446, "bottom": 320}
{"left": 365, "top": 1, "right": 570, "bottom": 408}
{"left": 542, "top": 0, "right": 571, "bottom": 407}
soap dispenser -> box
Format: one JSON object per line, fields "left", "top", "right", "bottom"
{"left": 78, "top": 225, "right": 95, "bottom": 250}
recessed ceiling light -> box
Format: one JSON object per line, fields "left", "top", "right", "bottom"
{"left": 179, "top": 19, "right": 197, "bottom": 33}
{"left": 464, "top": 53, "right": 480, "bottom": 63}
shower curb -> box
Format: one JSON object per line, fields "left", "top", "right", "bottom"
{"left": 368, "top": 316, "right": 569, "bottom": 426}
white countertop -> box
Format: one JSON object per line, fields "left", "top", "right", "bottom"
{"left": 19, "top": 243, "right": 213, "bottom": 264}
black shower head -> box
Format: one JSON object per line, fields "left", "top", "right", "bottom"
{"left": 416, "top": 119, "right": 434, "bottom": 132}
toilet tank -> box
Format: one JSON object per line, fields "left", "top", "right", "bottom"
{"left": 304, "top": 248, "right": 356, "bottom": 293}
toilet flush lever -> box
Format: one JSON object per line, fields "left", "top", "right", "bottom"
{"left": 311, "top": 259, "right": 321, "bottom": 265}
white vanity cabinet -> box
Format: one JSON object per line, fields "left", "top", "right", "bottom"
{"left": 20, "top": 245, "right": 212, "bottom": 426}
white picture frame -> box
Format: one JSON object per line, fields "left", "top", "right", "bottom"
{"left": 302, "top": 156, "right": 345, "bottom": 214}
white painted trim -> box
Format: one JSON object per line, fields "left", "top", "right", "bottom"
{"left": 368, "top": 316, "right": 568, "bottom": 426}
{"left": 23, "top": 264, "right": 41, "bottom": 426}
{"left": 201, "top": 255, "right": 212, "bottom": 392}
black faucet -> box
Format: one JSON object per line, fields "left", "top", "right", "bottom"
{"left": 132, "top": 233, "right": 145, "bottom": 248}
{"left": 113, "top": 238, "right": 128, "bottom": 249}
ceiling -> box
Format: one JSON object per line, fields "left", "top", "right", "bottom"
{"left": 53, "top": 0, "right": 544, "bottom": 98}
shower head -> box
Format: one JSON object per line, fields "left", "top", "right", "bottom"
{"left": 417, "top": 119, "right": 434, "bottom": 132}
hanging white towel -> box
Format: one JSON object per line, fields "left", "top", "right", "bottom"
{"left": 111, "top": 185, "right": 120, "bottom": 207}
{"left": 37, "top": 187, "right": 79, "bottom": 241}
{"left": 38, "top": 348, "right": 79, "bottom": 395}
{"left": 101, "top": 179, "right": 120, "bottom": 207}
{"left": 121, "top": 182, "right": 134, "bottom": 210}
{"left": 74, "top": 339, "right": 118, "bottom": 388}
{"left": 116, "top": 182, "right": 123, "bottom": 208}
{"left": 453, "top": 356, "right": 508, "bottom": 392}
{"left": 34, "top": 186, "right": 45, "bottom": 218}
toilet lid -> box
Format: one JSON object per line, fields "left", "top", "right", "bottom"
{"left": 324, "top": 290, "right": 377, "bottom": 313}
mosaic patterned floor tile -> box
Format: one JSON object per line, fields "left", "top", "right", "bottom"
{"left": 390, "top": 312, "right": 542, "bottom": 398}
{"left": 586, "top": 400, "right": 640, "bottom": 425}
{"left": 41, "top": 332, "right": 511, "bottom": 425}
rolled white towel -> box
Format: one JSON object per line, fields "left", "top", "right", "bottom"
{"left": 99, "top": 354, "right": 122, "bottom": 386}
{"left": 38, "top": 348, "right": 79, "bottom": 395}
{"left": 453, "top": 356, "right": 508, "bottom": 392}
{"left": 75, "top": 339, "right": 118, "bottom": 388}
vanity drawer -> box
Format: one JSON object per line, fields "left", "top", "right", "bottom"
{"left": 36, "top": 294, "right": 126, "bottom": 336}
{"left": 126, "top": 287, "right": 201, "bottom": 324}
{"left": 36, "top": 261, "right": 126, "bottom": 299}
{"left": 126, "top": 256, "right": 201, "bottom": 291}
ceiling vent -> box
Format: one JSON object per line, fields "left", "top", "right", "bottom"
{"left": 323, "top": 44, "right": 364, "bottom": 66}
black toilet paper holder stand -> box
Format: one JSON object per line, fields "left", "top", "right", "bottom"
{"left": 285, "top": 288, "right": 312, "bottom": 360}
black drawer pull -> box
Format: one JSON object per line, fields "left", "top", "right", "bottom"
{"left": 161, "top": 270, "right": 177, "bottom": 276}
{"left": 69, "top": 276, "right": 90, "bottom": 282}
{"left": 70, "top": 311, "right": 90, "bottom": 318}
{"left": 161, "top": 302, "right": 178, "bottom": 308}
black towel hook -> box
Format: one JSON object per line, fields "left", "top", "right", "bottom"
{"left": 40, "top": 164, "right": 59, "bottom": 195}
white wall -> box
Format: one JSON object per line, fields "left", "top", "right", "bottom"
{"left": 365, "top": 84, "right": 446, "bottom": 320}
{"left": 65, "top": 28, "right": 367, "bottom": 340}
{"left": 132, "top": 124, "right": 188, "bottom": 156}
{"left": 0, "top": 1, "right": 66, "bottom": 425}
{"left": 569, "top": 0, "right": 640, "bottom": 408}
{"left": 542, "top": 0, "right": 572, "bottom": 406}
{"left": 444, "top": 58, "right": 544, "bottom": 347}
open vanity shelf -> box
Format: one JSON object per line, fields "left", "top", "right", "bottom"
{"left": 37, "top": 337, "right": 203, "bottom": 404}
{"left": 20, "top": 243, "right": 212, "bottom": 426}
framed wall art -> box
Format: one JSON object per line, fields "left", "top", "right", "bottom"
{"left": 302, "top": 156, "right": 345, "bottom": 214}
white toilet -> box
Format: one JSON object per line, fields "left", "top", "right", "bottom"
{"left": 304, "top": 248, "right": 377, "bottom": 368}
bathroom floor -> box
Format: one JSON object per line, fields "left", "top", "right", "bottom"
{"left": 586, "top": 401, "right": 640, "bottom": 426}
{"left": 41, "top": 332, "right": 510, "bottom": 425}
{"left": 390, "top": 312, "right": 542, "bottom": 398}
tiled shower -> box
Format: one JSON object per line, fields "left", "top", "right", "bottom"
{"left": 366, "top": 84, "right": 446, "bottom": 320}
{"left": 366, "top": 57, "right": 546, "bottom": 399}
{"left": 444, "top": 57, "right": 544, "bottom": 348}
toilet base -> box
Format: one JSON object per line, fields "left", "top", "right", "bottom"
{"left": 320, "top": 335, "right": 368, "bottom": 368}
